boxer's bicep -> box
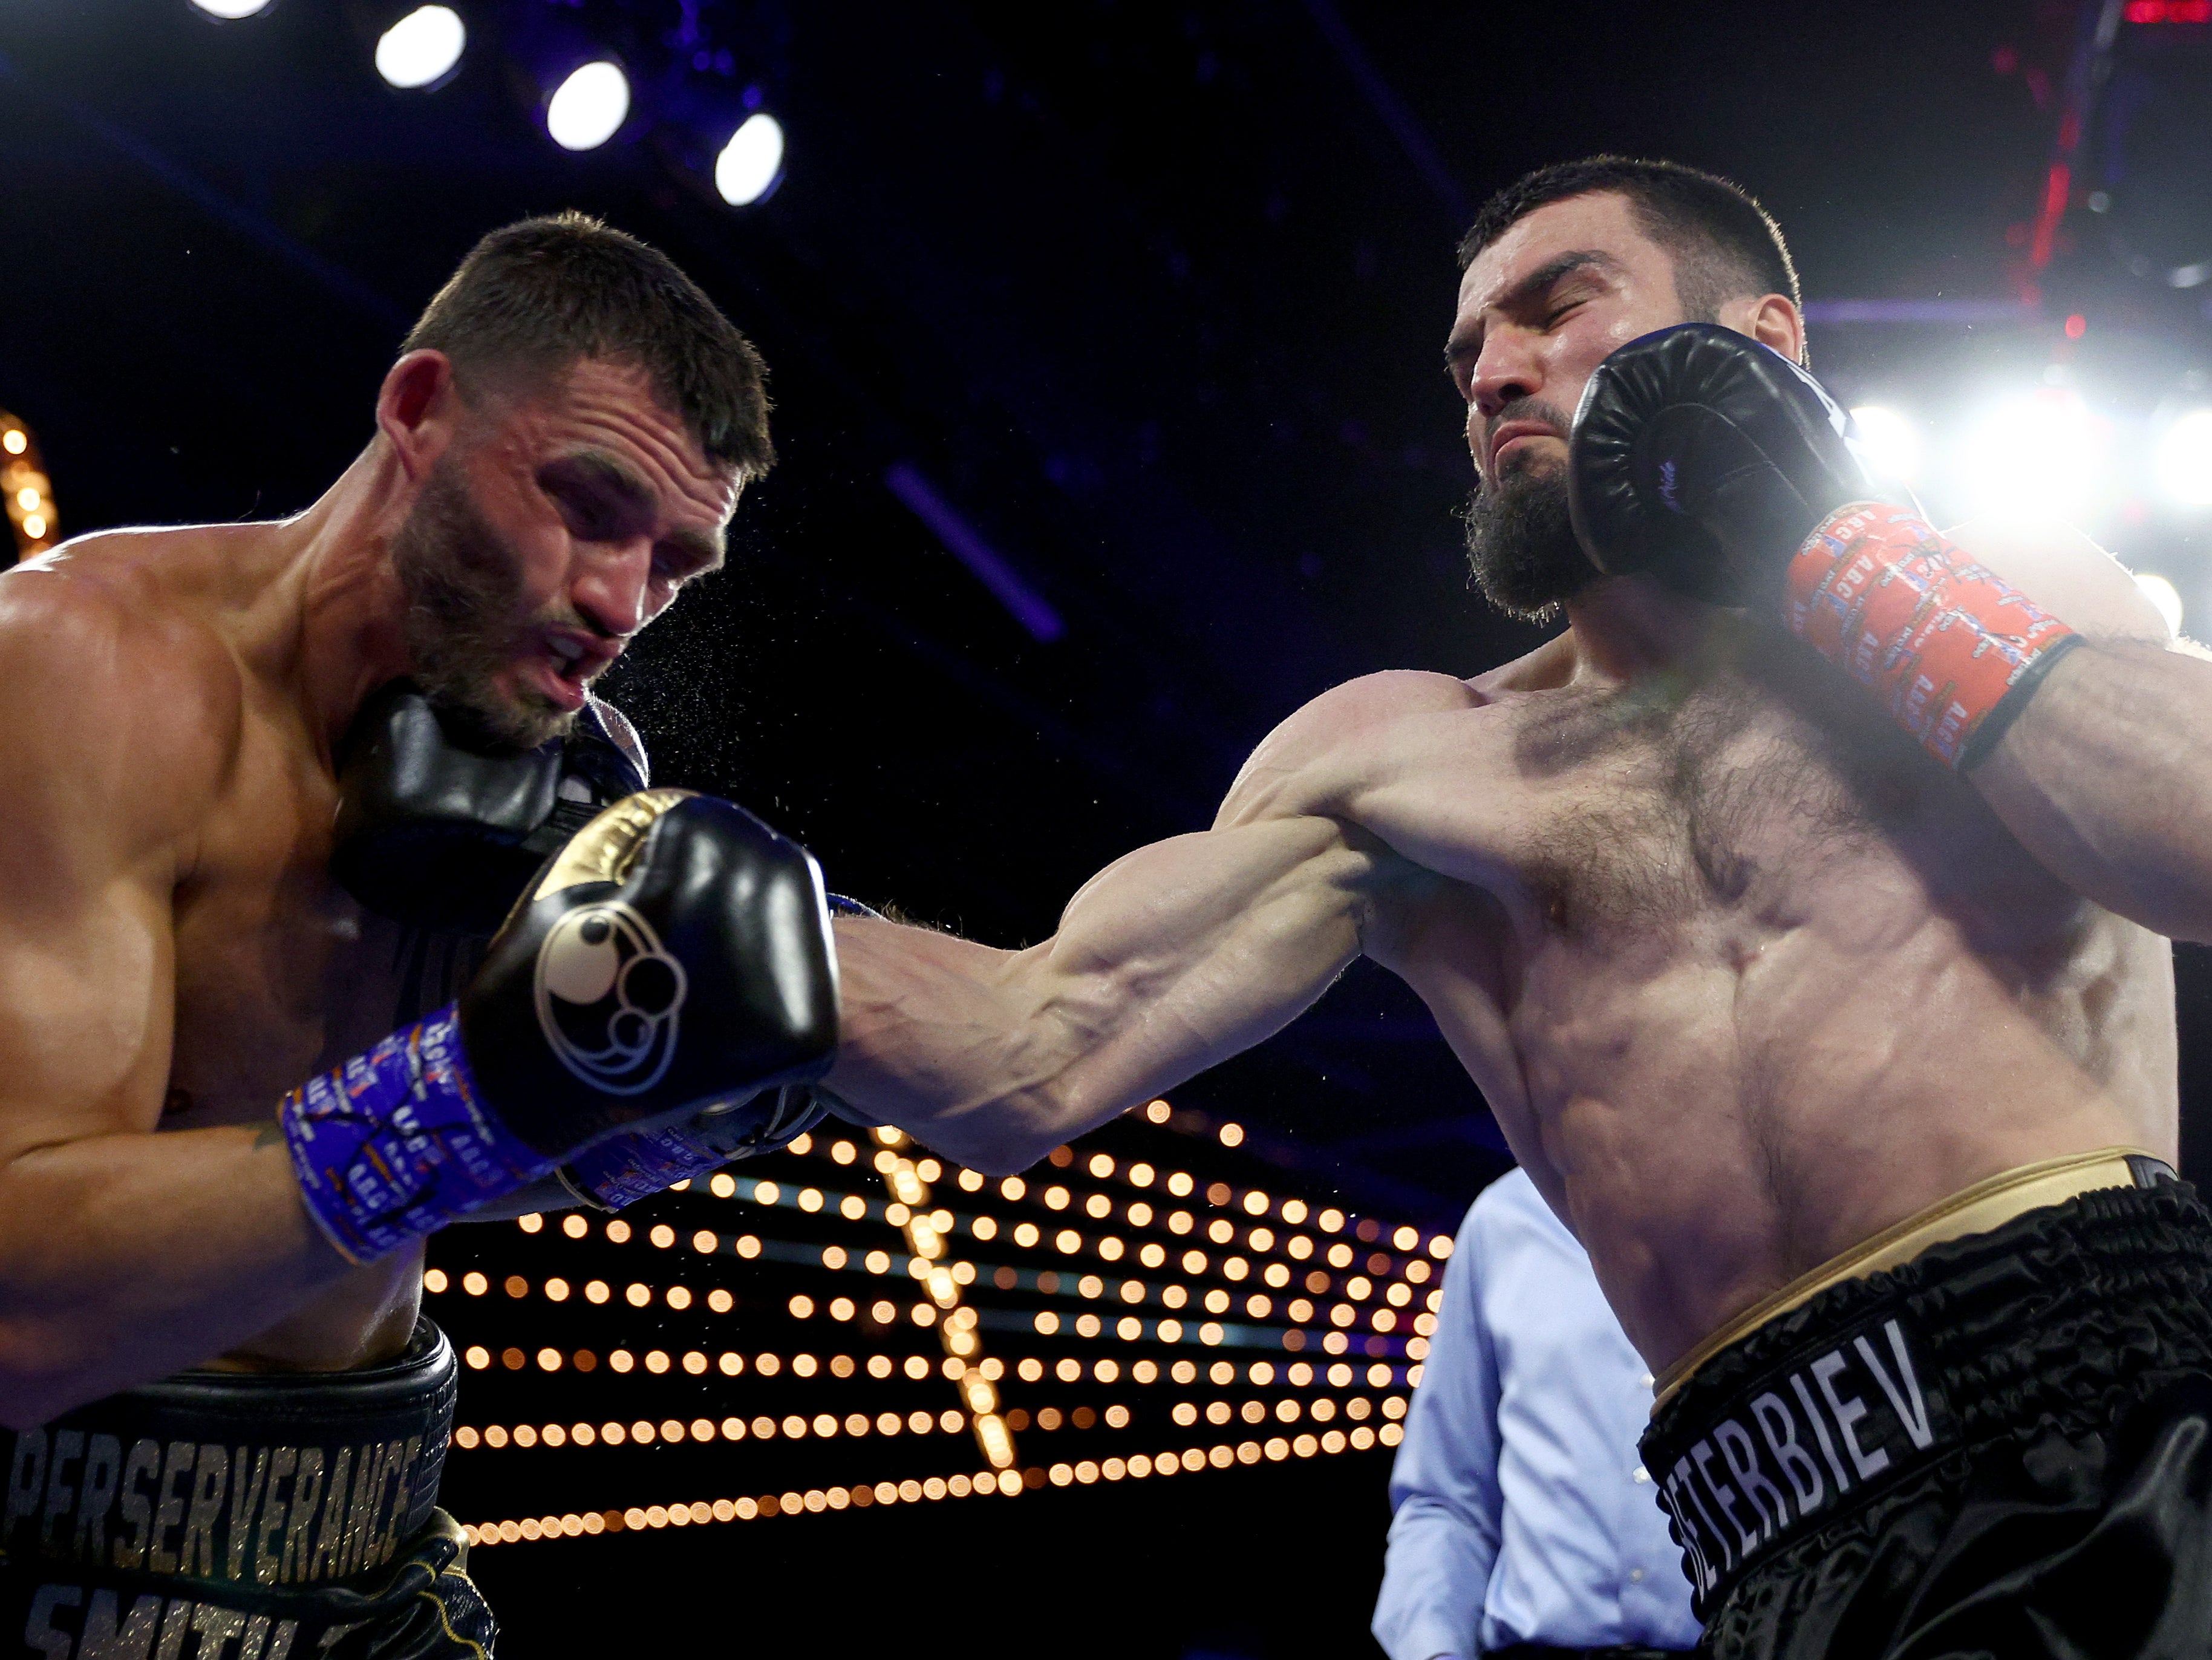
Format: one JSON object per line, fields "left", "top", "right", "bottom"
{"left": 0, "top": 593, "right": 218, "bottom": 1150}
{"left": 829, "top": 815, "right": 1382, "bottom": 1172}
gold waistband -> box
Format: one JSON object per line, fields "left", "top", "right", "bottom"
{"left": 1651, "top": 1145, "right": 2160, "bottom": 1410}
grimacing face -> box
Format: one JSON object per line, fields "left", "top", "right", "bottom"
{"left": 1444, "top": 193, "right": 1705, "bottom": 621}
{"left": 1447, "top": 191, "right": 1700, "bottom": 492}
{"left": 393, "top": 358, "right": 740, "bottom": 748}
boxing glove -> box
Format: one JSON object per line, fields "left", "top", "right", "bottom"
{"left": 558, "top": 893, "right": 886, "bottom": 1209}
{"left": 282, "top": 791, "right": 839, "bottom": 1261}
{"left": 1568, "top": 324, "right": 2080, "bottom": 768}
{"left": 331, "top": 680, "right": 648, "bottom": 936}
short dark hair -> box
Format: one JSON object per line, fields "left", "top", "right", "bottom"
{"left": 1457, "top": 157, "right": 1800, "bottom": 326}
{"left": 402, "top": 212, "right": 774, "bottom": 480}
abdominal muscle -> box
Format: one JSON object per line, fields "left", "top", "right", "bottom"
{"left": 1395, "top": 831, "right": 2173, "bottom": 1376}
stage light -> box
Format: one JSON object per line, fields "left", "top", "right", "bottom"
{"left": 712, "top": 113, "right": 785, "bottom": 206}
{"left": 2156, "top": 408, "right": 2212, "bottom": 505}
{"left": 547, "top": 60, "right": 630, "bottom": 152}
{"left": 2136, "top": 573, "right": 2186, "bottom": 635}
{"left": 191, "top": 0, "right": 272, "bottom": 17}
{"left": 375, "top": 5, "right": 464, "bottom": 89}
{"left": 1847, "top": 405, "right": 1923, "bottom": 485}
{"left": 1956, "top": 389, "right": 2105, "bottom": 521}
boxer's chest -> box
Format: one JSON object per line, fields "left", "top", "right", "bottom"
{"left": 160, "top": 725, "right": 468, "bottom": 1130}
{"left": 1490, "top": 665, "right": 2073, "bottom": 956}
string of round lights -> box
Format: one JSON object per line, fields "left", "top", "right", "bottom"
{"left": 431, "top": 1097, "right": 1443, "bottom": 1548}
{"left": 457, "top": 1419, "right": 1408, "bottom": 1552}
{"left": 0, "top": 413, "right": 58, "bottom": 562}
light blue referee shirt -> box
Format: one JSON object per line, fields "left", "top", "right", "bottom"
{"left": 1372, "top": 1169, "right": 1701, "bottom": 1658}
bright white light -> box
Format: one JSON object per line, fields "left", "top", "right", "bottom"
{"left": 1848, "top": 405, "right": 1922, "bottom": 484}
{"left": 2137, "top": 572, "right": 2185, "bottom": 636}
{"left": 546, "top": 61, "right": 630, "bottom": 152}
{"left": 1955, "top": 388, "right": 2106, "bottom": 523}
{"left": 2155, "top": 408, "right": 2212, "bottom": 506}
{"left": 715, "top": 113, "right": 786, "bottom": 207}
{"left": 376, "top": 6, "right": 465, "bottom": 90}
{"left": 190, "top": 0, "right": 272, "bottom": 16}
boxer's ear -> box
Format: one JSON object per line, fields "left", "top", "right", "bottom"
{"left": 1722, "top": 292, "right": 1806, "bottom": 367}
{"left": 375, "top": 349, "right": 462, "bottom": 482}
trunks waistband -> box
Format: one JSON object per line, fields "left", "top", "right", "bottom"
{"left": 1639, "top": 1174, "right": 2212, "bottom": 1622}
{"left": 1, "top": 1319, "right": 454, "bottom": 1592}
{"left": 1653, "top": 1146, "right": 2169, "bottom": 1407}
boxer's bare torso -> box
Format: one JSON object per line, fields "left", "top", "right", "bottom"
{"left": 0, "top": 351, "right": 738, "bottom": 1425}
{"left": 1230, "top": 599, "right": 2171, "bottom": 1370}
{"left": 834, "top": 562, "right": 2174, "bottom": 1371}
{"left": 1, "top": 524, "right": 429, "bottom": 1376}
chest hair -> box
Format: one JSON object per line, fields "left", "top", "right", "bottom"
{"left": 1509, "top": 655, "right": 1919, "bottom": 941}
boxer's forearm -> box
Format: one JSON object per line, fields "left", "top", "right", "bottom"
{"left": 1973, "top": 639, "right": 2212, "bottom": 941}
{"left": 824, "top": 819, "right": 1377, "bottom": 1172}
{"left": 0, "top": 1127, "right": 354, "bottom": 1427}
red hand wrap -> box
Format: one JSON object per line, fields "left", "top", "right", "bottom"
{"left": 1783, "top": 503, "right": 2078, "bottom": 769}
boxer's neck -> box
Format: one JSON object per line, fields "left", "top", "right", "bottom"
{"left": 264, "top": 438, "right": 419, "bottom": 763}
{"left": 1560, "top": 573, "right": 1738, "bottom": 687}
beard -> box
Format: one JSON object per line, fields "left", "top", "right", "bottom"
{"left": 390, "top": 457, "right": 578, "bottom": 751}
{"left": 1461, "top": 456, "right": 1595, "bottom": 626}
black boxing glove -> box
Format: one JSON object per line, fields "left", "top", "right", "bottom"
{"left": 281, "top": 790, "right": 838, "bottom": 1260}
{"left": 1568, "top": 323, "right": 2081, "bottom": 769}
{"left": 331, "top": 680, "right": 649, "bottom": 936}
{"left": 557, "top": 892, "right": 887, "bottom": 1209}
{"left": 1567, "top": 322, "right": 1894, "bottom": 603}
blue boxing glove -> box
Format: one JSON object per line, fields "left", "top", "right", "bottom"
{"left": 281, "top": 793, "right": 840, "bottom": 1260}
{"left": 557, "top": 894, "right": 886, "bottom": 1209}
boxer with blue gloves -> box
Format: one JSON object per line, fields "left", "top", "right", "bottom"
{"left": 0, "top": 215, "right": 830, "bottom": 1657}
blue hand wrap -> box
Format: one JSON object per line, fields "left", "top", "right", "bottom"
{"left": 564, "top": 1121, "right": 725, "bottom": 1211}
{"left": 281, "top": 1004, "right": 555, "bottom": 1263}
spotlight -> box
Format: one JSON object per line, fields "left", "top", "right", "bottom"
{"left": 714, "top": 113, "right": 786, "bottom": 206}
{"left": 546, "top": 60, "right": 630, "bottom": 152}
{"left": 1956, "top": 388, "right": 2105, "bottom": 523}
{"left": 190, "top": 0, "right": 272, "bottom": 16}
{"left": 1847, "top": 405, "right": 1923, "bottom": 485}
{"left": 2155, "top": 408, "right": 2212, "bottom": 506}
{"left": 2135, "top": 572, "right": 2186, "bottom": 635}
{"left": 375, "top": 5, "right": 465, "bottom": 90}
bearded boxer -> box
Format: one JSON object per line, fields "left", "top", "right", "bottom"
{"left": 0, "top": 214, "right": 840, "bottom": 1658}
{"left": 817, "top": 157, "right": 2212, "bottom": 1656}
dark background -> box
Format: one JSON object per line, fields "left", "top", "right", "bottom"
{"left": 5, "top": 2, "right": 2211, "bottom": 1654}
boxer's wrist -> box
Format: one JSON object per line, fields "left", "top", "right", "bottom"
{"left": 281, "top": 1003, "right": 558, "bottom": 1264}
{"left": 561, "top": 1084, "right": 835, "bottom": 1210}
{"left": 1782, "top": 503, "right": 2080, "bottom": 770}
{"left": 560, "top": 1120, "right": 728, "bottom": 1212}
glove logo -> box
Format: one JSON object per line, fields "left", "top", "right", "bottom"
{"left": 532, "top": 901, "right": 687, "bottom": 1095}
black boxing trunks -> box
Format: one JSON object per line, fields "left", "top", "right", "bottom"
{"left": 1640, "top": 1148, "right": 2212, "bottom": 1659}
{"left": 0, "top": 1321, "right": 494, "bottom": 1659}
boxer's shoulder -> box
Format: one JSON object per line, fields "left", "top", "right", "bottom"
{"left": 0, "top": 535, "right": 243, "bottom": 853}
{"left": 1218, "top": 670, "right": 1487, "bottom": 824}
{"left": 1254, "top": 669, "right": 1488, "bottom": 763}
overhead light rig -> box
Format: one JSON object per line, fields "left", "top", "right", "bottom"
{"left": 203, "top": 1, "right": 788, "bottom": 208}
